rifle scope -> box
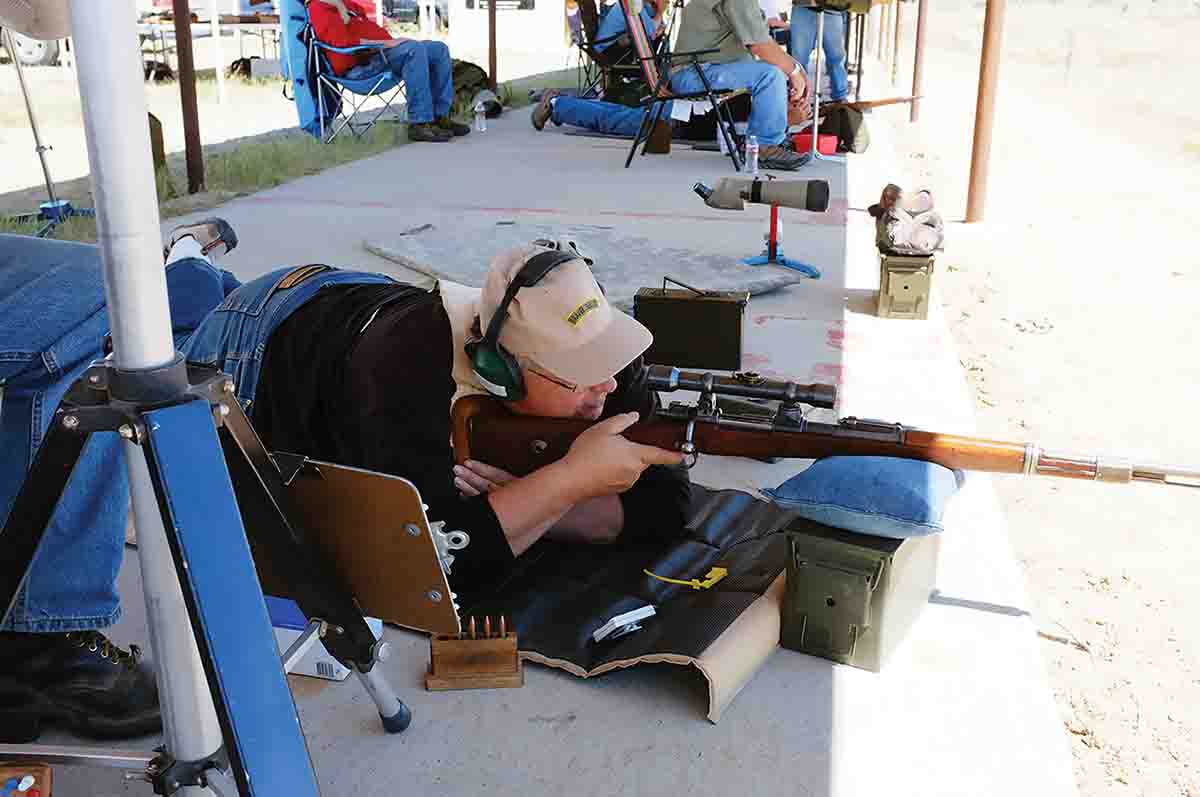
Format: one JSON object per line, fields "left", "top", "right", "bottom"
{"left": 644, "top": 365, "right": 837, "bottom": 409}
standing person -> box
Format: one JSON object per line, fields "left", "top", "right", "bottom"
{"left": 789, "top": 1, "right": 850, "bottom": 102}
{"left": 309, "top": 0, "right": 471, "bottom": 142}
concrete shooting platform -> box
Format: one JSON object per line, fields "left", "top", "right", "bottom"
{"left": 43, "top": 107, "right": 1075, "bottom": 796}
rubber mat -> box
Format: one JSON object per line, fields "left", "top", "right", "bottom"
{"left": 464, "top": 486, "right": 794, "bottom": 721}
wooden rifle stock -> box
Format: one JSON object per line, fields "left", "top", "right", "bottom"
{"left": 451, "top": 396, "right": 1200, "bottom": 489}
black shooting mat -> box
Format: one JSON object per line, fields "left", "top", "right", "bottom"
{"left": 463, "top": 486, "right": 794, "bottom": 673}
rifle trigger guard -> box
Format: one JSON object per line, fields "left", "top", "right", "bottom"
{"left": 679, "top": 419, "right": 699, "bottom": 469}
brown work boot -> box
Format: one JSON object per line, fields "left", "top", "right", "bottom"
{"left": 408, "top": 122, "right": 453, "bottom": 143}
{"left": 531, "top": 89, "right": 560, "bottom": 131}
{"left": 436, "top": 116, "right": 471, "bottom": 137}
{"left": 756, "top": 144, "right": 811, "bottom": 172}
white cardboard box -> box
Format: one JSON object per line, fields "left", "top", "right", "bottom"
{"left": 266, "top": 595, "right": 383, "bottom": 682}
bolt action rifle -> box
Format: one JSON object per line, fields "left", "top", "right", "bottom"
{"left": 451, "top": 366, "right": 1199, "bottom": 488}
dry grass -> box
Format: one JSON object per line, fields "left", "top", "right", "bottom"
{"left": 3, "top": 125, "right": 404, "bottom": 243}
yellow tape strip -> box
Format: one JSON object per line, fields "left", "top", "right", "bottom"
{"left": 643, "top": 567, "right": 728, "bottom": 590}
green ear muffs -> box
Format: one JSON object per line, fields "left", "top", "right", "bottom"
{"left": 466, "top": 248, "right": 580, "bottom": 401}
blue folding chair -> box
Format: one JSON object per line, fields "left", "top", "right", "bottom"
{"left": 299, "top": 14, "right": 406, "bottom": 143}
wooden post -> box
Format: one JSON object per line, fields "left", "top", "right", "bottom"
{"left": 488, "top": 0, "right": 498, "bottom": 90}
{"left": 910, "top": 0, "right": 928, "bottom": 121}
{"left": 173, "top": 0, "right": 205, "bottom": 193}
{"left": 966, "top": 0, "right": 1006, "bottom": 223}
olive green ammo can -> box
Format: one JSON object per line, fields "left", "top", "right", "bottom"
{"left": 780, "top": 518, "right": 940, "bottom": 672}
{"left": 877, "top": 252, "right": 935, "bottom": 320}
{"left": 633, "top": 282, "right": 749, "bottom": 371}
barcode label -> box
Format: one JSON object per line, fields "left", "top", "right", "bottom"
{"left": 316, "top": 662, "right": 335, "bottom": 678}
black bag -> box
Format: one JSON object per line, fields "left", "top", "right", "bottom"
{"left": 819, "top": 106, "right": 869, "bottom": 153}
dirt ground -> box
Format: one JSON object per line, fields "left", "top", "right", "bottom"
{"left": 877, "top": 1, "right": 1200, "bottom": 794}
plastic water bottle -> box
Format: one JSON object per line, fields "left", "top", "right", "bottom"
{"left": 474, "top": 101, "right": 487, "bottom": 133}
{"left": 745, "top": 134, "right": 759, "bottom": 175}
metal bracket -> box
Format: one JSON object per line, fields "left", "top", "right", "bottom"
{"left": 146, "top": 746, "right": 232, "bottom": 797}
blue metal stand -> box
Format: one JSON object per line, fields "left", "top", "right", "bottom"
{"left": 6, "top": 200, "right": 97, "bottom": 239}
{"left": 0, "top": 362, "right": 412, "bottom": 795}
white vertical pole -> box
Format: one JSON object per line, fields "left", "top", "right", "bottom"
{"left": 211, "top": 0, "right": 226, "bottom": 103}
{"left": 377, "top": 0, "right": 384, "bottom": 26}
{"left": 68, "top": 3, "right": 223, "bottom": 794}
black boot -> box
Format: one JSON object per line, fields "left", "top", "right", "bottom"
{"left": 0, "top": 630, "right": 162, "bottom": 743}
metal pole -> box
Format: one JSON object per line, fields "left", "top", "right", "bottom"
{"left": 910, "top": 0, "right": 928, "bottom": 122}
{"left": 966, "top": 0, "right": 1006, "bottom": 223}
{"left": 210, "top": 0, "right": 226, "bottom": 103}
{"left": 4, "top": 29, "right": 58, "bottom": 205}
{"left": 891, "top": 0, "right": 902, "bottom": 85}
{"left": 172, "top": 0, "right": 206, "bottom": 193}
{"left": 488, "top": 0, "right": 497, "bottom": 90}
{"left": 67, "top": 4, "right": 223, "bottom": 796}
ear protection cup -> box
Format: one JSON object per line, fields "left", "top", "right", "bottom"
{"left": 466, "top": 249, "right": 580, "bottom": 400}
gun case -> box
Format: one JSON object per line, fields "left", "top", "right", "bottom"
{"left": 780, "top": 517, "right": 940, "bottom": 672}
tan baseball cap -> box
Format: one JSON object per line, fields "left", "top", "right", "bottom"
{"left": 479, "top": 243, "right": 653, "bottom": 388}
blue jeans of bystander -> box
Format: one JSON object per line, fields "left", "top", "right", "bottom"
{"left": 789, "top": 9, "right": 850, "bottom": 102}
{"left": 0, "top": 235, "right": 239, "bottom": 632}
{"left": 347, "top": 40, "right": 454, "bottom": 124}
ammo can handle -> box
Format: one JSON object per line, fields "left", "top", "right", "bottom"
{"left": 662, "top": 276, "right": 707, "bottom": 296}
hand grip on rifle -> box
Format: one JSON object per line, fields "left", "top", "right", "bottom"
{"left": 693, "top": 177, "right": 831, "bottom": 213}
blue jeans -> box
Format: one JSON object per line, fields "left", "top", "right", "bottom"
{"left": 347, "top": 40, "right": 453, "bottom": 124}
{"left": 0, "top": 235, "right": 239, "bottom": 632}
{"left": 182, "top": 268, "right": 395, "bottom": 410}
{"left": 551, "top": 96, "right": 659, "bottom": 137}
{"left": 789, "top": 9, "right": 850, "bottom": 102}
{"left": 669, "top": 58, "right": 788, "bottom": 145}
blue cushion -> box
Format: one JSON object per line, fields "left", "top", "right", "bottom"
{"left": 761, "top": 456, "right": 963, "bottom": 539}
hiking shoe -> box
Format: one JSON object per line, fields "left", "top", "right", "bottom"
{"left": 408, "top": 123, "right": 453, "bottom": 143}
{"left": 756, "top": 144, "right": 812, "bottom": 172}
{"left": 531, "top": 89, "right": 560, "bottom": 131}
{"left": 0, "top": 630, "right": 161, "bottom": 743}
{"left": 164, "top": 217, "right": 238, "bottom": 261}
{"left": 436, "top": 116, "right": 472, "bottom": 137}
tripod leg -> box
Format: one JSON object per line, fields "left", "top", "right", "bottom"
{"left": 0, "top": 414, "right": 88, "bottom": 624}
{"left": 142, "top": 399, "right": 319, "bottom": 797}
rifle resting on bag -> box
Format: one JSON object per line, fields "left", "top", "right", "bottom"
{"left": 452, "top": 365, "right": 1199, "bottom": 489}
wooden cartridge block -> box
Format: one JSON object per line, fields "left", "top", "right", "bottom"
{"left": 425, "top": 617, "right": 523, "bottom": 691}
{"left": 0, "top": 762, "right": 52, "bottom": 796}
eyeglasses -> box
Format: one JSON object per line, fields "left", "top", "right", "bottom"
{"left": 521, "top": 359, "right": 580, "bottom": 392}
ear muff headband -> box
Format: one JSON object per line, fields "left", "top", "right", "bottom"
{"left": 468, "top": 249, "right": 580, "bottom": 399}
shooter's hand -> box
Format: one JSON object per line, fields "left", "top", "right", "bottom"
{"left": 562, "top": 413, "right": 685, "bottom": 499}
{"left": 454, "top": 460, "right": 517, "bottom": 497}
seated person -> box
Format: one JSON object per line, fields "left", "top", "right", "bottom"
{"left": 533, "top": 0, "right": 812, "bottom": 171}
{"left": 310, "top": 0, "right": 470, "bottom": 142}
{"left": 0, "top": 220, "right": 688, "bottom": 742}
{"left": 593, "top": 0, "right": 663, "bottom": 54}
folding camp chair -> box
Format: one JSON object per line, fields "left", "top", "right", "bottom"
{"left": 305, "top": 13, "right": 406, "bottom": 143}
{"left": 620, "top": 0, "right": 743, "bottom": 171}
{"left": 574, "top": 0, "right": 644, "bottom": 99}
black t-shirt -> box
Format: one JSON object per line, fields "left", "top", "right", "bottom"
{"left": 252, "top": 283, "right": 691, "bottom": 602}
